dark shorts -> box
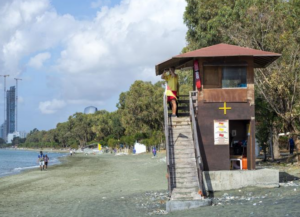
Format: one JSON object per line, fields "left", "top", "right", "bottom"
{"left": 167, "top": 91, "right": 177, "bottom": 102}
{"left": 45, "top": 162, "right": 48, "bottom": 166}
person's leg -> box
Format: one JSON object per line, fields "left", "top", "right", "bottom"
{"left": 171, "top": 99, "right": 177, "bottom": 115}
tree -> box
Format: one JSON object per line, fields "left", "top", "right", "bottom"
{"left": 68, "top": 113, "right": 94, "bottom": 147}
{"left": 91, "top": 110, "right": 112, "bottom": 141}
{"left": 183, "top": 0, "right": 300, "bottom": 158}
{"left": 183, "top": 0, "right": 235, "bottom": 52}
{"left": 119, "top": 80, "right": 164, "bottom": 135}
{"left": 56, "top": 122, "right": 72, "bottom": 147}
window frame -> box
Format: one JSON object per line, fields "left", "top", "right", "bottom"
{"left": 203, "top": 65, "right": 248, "bottom": 89}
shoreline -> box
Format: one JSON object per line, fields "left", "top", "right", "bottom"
{"left": 15, "top": 147, "right": 71, "bottom": 153}
{"left": 0, "top": 149, "right": 68, "bottom": 179}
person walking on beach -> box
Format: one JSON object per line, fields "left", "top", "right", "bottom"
{"left": 70, "top": 149, "right": 73, "bottom": 156}
{"left": 152, "top": 146, "right": 157, "bottom": 157}
{"left": 289, "top": 137, "right": 295, "bottom": 155}
{"left": 44, "top": 155, "right": 49, "bottom": 170}
{"left": 37, "top": 151, "right": 45, "bottom": 171}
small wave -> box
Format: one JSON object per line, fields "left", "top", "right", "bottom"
{"left": 13, "top": 165, "right": 39, "bottom": 171}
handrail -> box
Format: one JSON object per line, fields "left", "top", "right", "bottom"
{"left": 189, "top": 91, "right": 204, "bottom": 195}
{"left": 163, "top": 90, "right": 171, "bottom": 195}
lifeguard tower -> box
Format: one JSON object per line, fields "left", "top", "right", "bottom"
{"left": 155, "top": 44, "right": 281, "bottom": 211}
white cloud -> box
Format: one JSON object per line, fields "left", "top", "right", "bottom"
{"left": 0, "top": 0, "right": 187, "bottom": 117}
{"left": 0, "top": 0, "right": 78, "bottom": 76}
{"left": 39, "top": 99, "right": 66, "bottom": 114}
{"left": 54, "top": 0, "right": 187, "bottom": 103}
{"left": 28, "top": 52, "right": 51, "bottom": 69}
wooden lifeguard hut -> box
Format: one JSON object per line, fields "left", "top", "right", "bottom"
{"left": 156, "top": 44, "right": 281, "bottom": 211}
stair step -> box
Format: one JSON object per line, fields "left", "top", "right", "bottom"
{"left": 170, "top": 118, "right": 190, "bottom": 123}
{"left": 177, "top": 113, "right": 190, "bottom": 117}
{"left": 170, "top": 174, "right": 198, "bottom": 179}
{"left": 175, "top": 167, "right": 198, "bottom": 173}
{"left": 171, "top": 135, "right": 193, "bottom": 140}
{"left": 174, "top": 140, "right": 194, "bottom": 148}
{"left": 173, "top": 145, "right": 194, "bottom": 150}
{"left": 171, "top": 130, "right": 192, "bottom": 135}
{"left": 176, "top": 181, "right": 199, "bottom": 188}
{"left": 171, "top": 117, "right": 189, "bottom": 121}
{"left": 175, "top": 176, "right": 198, "bottom": 182}
{"left": 174, "top": 157, "right": 195, "bottom": 164}
{"left": 172, "top": 187, "right": 199, "bottom": 193}
{"left": 171, "top": 129, "right": 192, "bottom": 134}
{"left": 169, "top": 123, "right": 191, "bottom": 127}
{"left": 174, "top": 149, "right": 195, "bottom": 154}
{"left": 177, "top": 100, "right": 189, "bottom": 104}
{"left": 171, "top": 170, "right": 198, "bottom": 176}
{"left": 174, "top": 162, "right": 196, "bottom": 168}
{"left": 170, "top": 125, "right": 191, "bottom": 130}
{"left": 171, "top": 194, "right": 194, "bottom": 200}
{"left": 171, "top": 135, "right": 193, "bottom": 141}
{"left": 177, "top": 106, "right": 189, "bottom": 111}
{"left": 174, "top": 141, "right": 194, "bottom": 145}
{"left": 174, "top": 171, "right": 198, "bottom": 178}
{"left": 172, "top": 138, "right": 194, "bottom": 144}
{"left": 171, "top": 153, "right": 195, "bottom": 159}
{"left": 171, "top": 192, "right": 203, "bottom": 201}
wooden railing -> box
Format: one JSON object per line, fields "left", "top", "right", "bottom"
{"left": 189, "top": 91, "right": 205, "bottom": 195}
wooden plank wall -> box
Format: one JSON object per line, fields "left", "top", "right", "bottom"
{"left": 196, "top": 56, "right": 256, "bottom": 171}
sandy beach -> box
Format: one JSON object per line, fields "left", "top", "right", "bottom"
{"left": 1, "top": 153, "right": 300, "bottom": 217}
{"left": 0, "top": 152, "right": 168, "bottom": 217}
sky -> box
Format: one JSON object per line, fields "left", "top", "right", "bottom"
{"left": 0, "top": 0, "right": 187, "bottom": 132}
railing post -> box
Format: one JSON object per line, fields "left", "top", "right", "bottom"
{"left": 189, "top": 91, "right": 205, "bottom": 196}
{"left": 163, "top": 91, "right": 171, "bottom": 196}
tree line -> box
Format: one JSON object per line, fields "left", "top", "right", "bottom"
{"left": 11, "top": 70, "right": 192, "bottom": 149}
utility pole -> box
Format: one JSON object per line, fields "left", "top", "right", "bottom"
{"left": 0, "top": 75, "right": 9, "bottom": 141}
{"left": 14, "top": 78, "right": 22, "bottom": 132}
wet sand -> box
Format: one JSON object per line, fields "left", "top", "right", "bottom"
{"left": 1, "top": 153, "right": 300, "bottom": 217}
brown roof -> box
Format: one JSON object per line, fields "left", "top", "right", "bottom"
{"left": 155, "top": 43, "right": 281, "bottom": 75}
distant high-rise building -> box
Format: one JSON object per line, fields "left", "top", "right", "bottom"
{"left": 0, "top": 121, "right": 6, "bottom": 140}
{"left": 84, "top": 106, "right": 98, "bottom": 114}
{"left": 6, "top": 86, "right": 15, "bottom": 134}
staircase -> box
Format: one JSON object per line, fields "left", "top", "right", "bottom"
{"left": 168, "top": 117, "right": 202, "bottom": 200}
{"left": 176, "top": 95, "right": 190, "bottom": 117}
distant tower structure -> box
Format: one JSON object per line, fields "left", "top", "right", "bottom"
{"left": 84, "top": 106, "right": 98, "bottom": 114}
{"left": 0, "top": 75, "right": 9, "bottom": 141}
{"left": 14, "top": 78, "right": 22, "bottom": 132}
{"left": 6, "top": 86, "right": 15, "bottom": 134}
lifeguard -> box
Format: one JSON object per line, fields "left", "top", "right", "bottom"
{"left": 161, "top": 67, "right": 178, "bottom": 117}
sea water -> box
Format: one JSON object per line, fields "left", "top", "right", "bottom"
{"left": 0, "top": 149, "right": 66, "bottom": 178}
